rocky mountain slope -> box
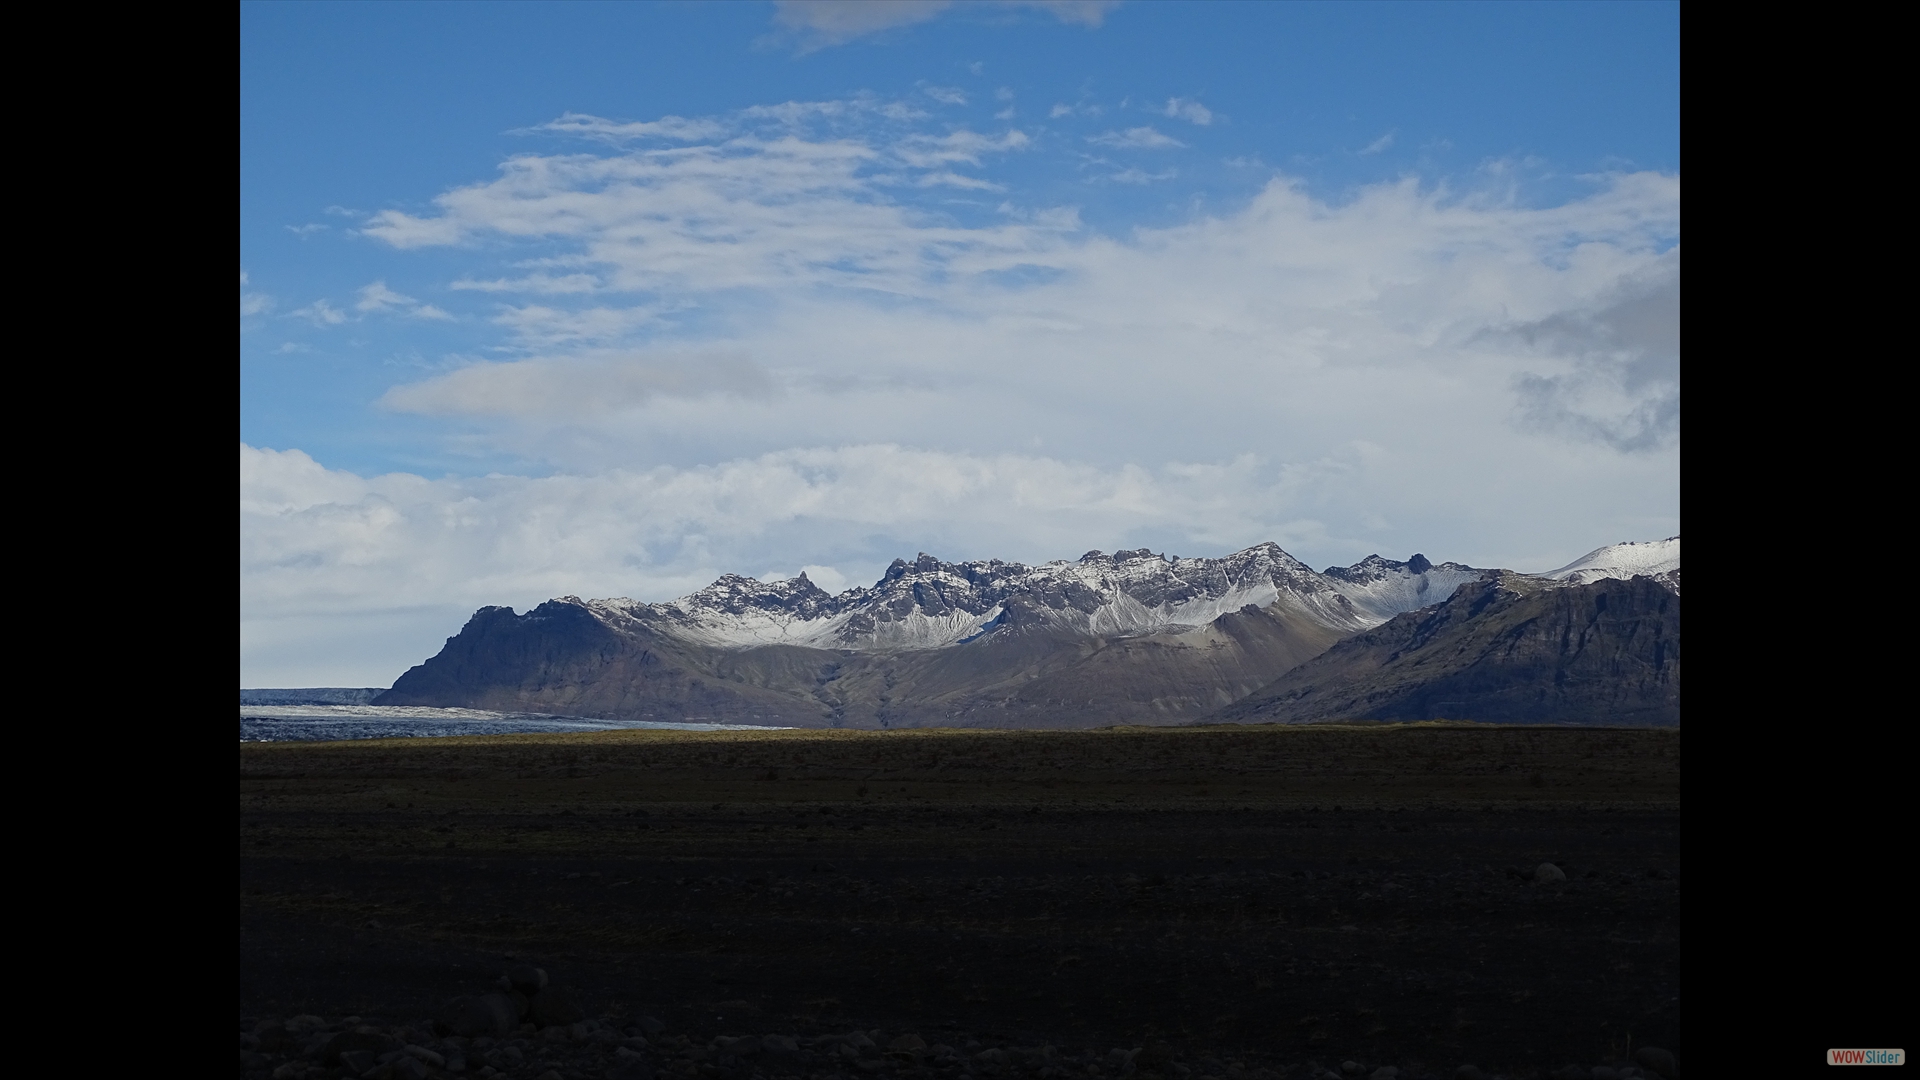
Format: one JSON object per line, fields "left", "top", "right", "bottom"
{"left": 376, "top": 544, "right": 1487, "bottom": 729}
{"left": 1207, "top": 571, "right": 1680, "bottom": 726}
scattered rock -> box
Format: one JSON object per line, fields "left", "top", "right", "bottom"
{"left": 530, "top": 984, "right": 586, "bottom": 1027}
{"left": 439, "top": 994, "right": 521, "bottom": 1038}
{"left": 254, "top": 1019, "right": 296, "bottom": 1055}
{"left": 1535, "top": 863, "right": 1568, "bottom": 883}
{"left": 321, "top": 1029, "right": 401, "bottom": 1066}
{"left": 508, "top": 965, "right": 550, "bottom": 996}
{"left": 1633, "top": 1047, "right": 1678, "bottom": 1079}
{"left": 242, "top": 1002, "right": 1644, "bottom": 1080}
{"left": 287, "top": 1014, "right": 329, "bottom": 1033}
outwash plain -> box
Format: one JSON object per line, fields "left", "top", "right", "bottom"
{"left": 240, "top": 724, "right": 1680, "bottom": 1080}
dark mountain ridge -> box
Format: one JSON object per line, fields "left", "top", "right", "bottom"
{"left": 374, "top": 540, "right": 1679, "bottom": 728}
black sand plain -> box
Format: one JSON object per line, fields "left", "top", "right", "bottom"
{"left": 240, "top": 725, "right": 1680, "bottom": 1078}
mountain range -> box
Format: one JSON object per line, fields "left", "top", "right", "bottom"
{"left": 375, "top": 537, "right": 1679, "bottom": 727}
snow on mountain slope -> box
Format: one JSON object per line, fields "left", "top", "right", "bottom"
{"left": 579, "top": 542, "right": 1494, "bottom": 653}
{"left": 1320, "top": 553, "right": 1486, "bottom": 624}
{"left": 496, "top": 535, "right": 1685, "bottom": 658}
{"left": 1542, "top": 537, "right": 1680, "bottom": 589}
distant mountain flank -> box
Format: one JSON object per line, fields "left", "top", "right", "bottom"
{"left": 1206, "top": 571, "right": 1679, "bottom": 727}
{"left": 376, "top": 537, "right": 1679, "bottom": 728}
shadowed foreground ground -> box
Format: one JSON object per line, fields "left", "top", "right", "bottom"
{"left": 240, "top": 725, "right": 1680, "bottom": 1079}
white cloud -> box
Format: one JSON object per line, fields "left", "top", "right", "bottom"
{"left": 894, "top": 128, "right": 1030, "bottom": 168}
{"left": 290, "top": 299, "right": 347, "bottom": 326}
{"left": 362, "top": 113, "right": 1063, "bottom": 296}
{"left": 243, "top": 420, "right": 1675, "bottom": 681}
{"left": 1359, "top": 130, "right": 1396, "bottom": 155}
{"left": 241, "top": 440, "right": 1338, "bottom": 628}
{"left": 1161, "top": 98, "right": 1213, "bottom": 126}
{"left": 1017, "top": 0, "right": 1117, "bottom": 27}
{"left": 1087, "top": 126, "right": 1185, "bottom": 149}
{"left": 1098, "top": 166, "right": 1177, "bottom": 185}
{"left": 915, "top": 171, "right": 1006, "bottom": 191}
{"left": 767, "top": 0, "right": 1117, "bottom": 51}
{"left": 286, "top": 223, "right": 328, "bottom": 237}
{"left": 771, "top": 0, "right": 952, "bottom": 49}
{"left": 798, "top": 564, "right": 851, "bottom": 593}
{"left": 487, "top": 303, "right": 684, "bottom": 350}
{"left": 379, "top": 350, "right": 775, "bottom": 417}
{"left": 452, "top": 273, "right": 603, "bottom": 295}
{"left": 252, "top": 101, "right": 1680, "bottom": 683}
{"left": 527, "top": 112, "right": 727, "bottom": 144}
{"left": 355, "top": 281, "right": 417, "bottom": 312}
{"left": 922, "top": 85, "right": 968, "bottom": 106}
{"left": 240, "top": 278, "right": 274, "bottom": 318}
{"left": 355, "top": 111, "right": 1679, "bottom": 483}
{"left": 354, "top": 281, "right": 454, "bottom": 320}
{"left": 1503, "top": 250, "right": 1680, "bottom": 451}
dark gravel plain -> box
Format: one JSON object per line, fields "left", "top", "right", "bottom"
{"left": 240, "top": 725, "right": 1681, "bottom": 1080}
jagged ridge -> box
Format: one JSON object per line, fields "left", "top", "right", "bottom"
{"left": 583, "top": 543, "right": 1487, "bottom": 653}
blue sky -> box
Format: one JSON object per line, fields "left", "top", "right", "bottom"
{"left": 240, "top": 1, "right": 1679, "bottom": 686}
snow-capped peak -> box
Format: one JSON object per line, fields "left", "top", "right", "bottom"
{"left": 1542, "top": 536, "right": 1680, "bottom": 588}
